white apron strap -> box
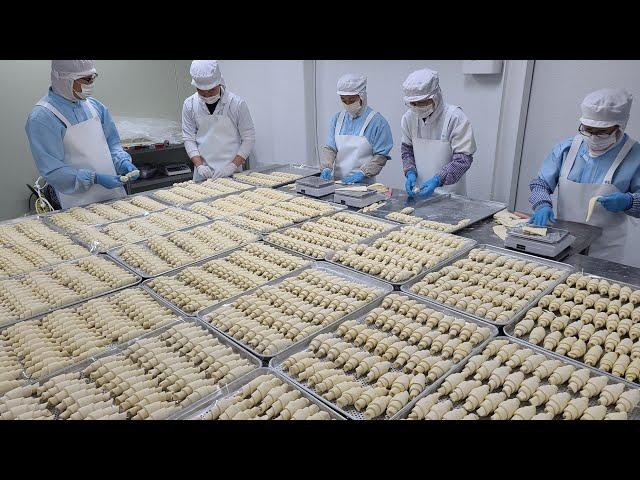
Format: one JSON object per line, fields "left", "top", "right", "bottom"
{"left": 440, "top": 105, "right": 455, "bottom": 140}
{"left": 334, "top": 111, "right": 346, "bottom": 138}
{"left": 36, "top": 101, "right": 71, "bottom": 128}
{"left": 560, "top": 134, "right": 584, "bottom": 179}
{"left": 358, "top": 110, "right": 377, "bottom": 136}
{"left": 218, "top": 89, "right": 231, "bottom": 117}
{"left": 604, "top": 137, "right": 636, "bottom": 184}
{"left": 84, "top": 100, "right": 99, "bottom": 119}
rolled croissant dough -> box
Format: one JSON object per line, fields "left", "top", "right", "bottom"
{"left": 586, "top": 196, "right": 600, "bottom": 222}
{"left": 522, "top": 226, "right": 548, "bottom": 236}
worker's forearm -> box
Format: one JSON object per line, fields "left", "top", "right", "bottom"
{"left": 190, "top": 155, "right": 205, "bottom": 167}
{"left": 626, "top": 192, "right": 640, "bottom": 218}
{"left": 361, "top": 154, "right": 388, "bottom": 177}
{"left": 401, "top": 143, "right": 416, "bottom": 176}
{"left": 437, "top": 153, "right": 473, "bottom": 186}
{"left": 320, "top": 146, "right": 337, "bottom": 170}
{"left": 232, "top": 155, "right": 245, "bottom": 167}
{"left": 529, "top": 176, "right": 554, "bottom": 211}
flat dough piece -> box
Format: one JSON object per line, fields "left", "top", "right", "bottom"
{"left": 586, "top": 196, "right": 600, "bottom": 222}
{"left": 336, "top": 186, "right": 368, "bottom": 192}
{"left": 493, "top": 225, "right": 508, "bottom": 240}
{"left": 522, "top": 226, "right": 548, "bottom": 236}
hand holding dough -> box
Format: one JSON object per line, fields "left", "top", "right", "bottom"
{"left": 586, "top": 196, "right": 601, "bottom": 222}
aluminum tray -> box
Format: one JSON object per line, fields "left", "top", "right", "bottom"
{"left": 233, "top": 163, "right": 319, "bottom": 189}
{"left": 150, "top": 181, "right": 255, "bottom": 208}
{"left": 0, "top": 254, "right": 142, "bottom": 329}
{"left": 504, "top": 271, "right": 640, "bottom": 386}
{"left": 263, "top": 211, "right": 400, "bottom": 262}
{"left": 269, "top": 296, "right": 498, "bottom": 420}
{"left": 106, "top": 220, "right": 261, "bottom": 279}
{"left": 364, "top": 191, "right": 506, "bottom": 233}
{"left": 0, "top": 286, "right": 186, "bottom": 386}
{"left": 4, "top": 316, "right": 262, "bottom": 420}
{"left": 141, "top": 242, "right": 313, "bottom": 318}
{"left": 174, "top": 367, "right": 345, "bottom": 420}
{"left": 325, "top": 224, "right": 477, "bottom": 288}
{"left": 401, "top": 243, "right": 575, "bottom": 326}
{"left": 394, "top": 335, "right": 640, "bottom": 420}
{"left": 196, "top": 262, "right": 394, "bottom": 363}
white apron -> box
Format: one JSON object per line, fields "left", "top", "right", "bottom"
{"left": 36, "top": 100, "right": 125, "bottom": 209}
{"left": 413, "top": 105, "right": 466, "bottom": 195}
{"left": 557, "top": 134, "right": 636, "bottom": 265}
{"left": 334, "top": 110, "right": 377, "bottom": 184}
{"left": 192, "top": 95, "right": 241, "bottom": 182}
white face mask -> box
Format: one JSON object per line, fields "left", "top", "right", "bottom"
{"left": 581, "top": 131, "right": 619, "bottom": 156}
{"left": 411, "top": 104, "right": 434, "bottom": 119}
{"left": 343, "top": 99, "right": 362, "bottom": 117}
{"left": 74, "top": 82, "right": 94, "bottom": 100}
{"left": 200, "top": 92, "right": 221, "bottom": 104}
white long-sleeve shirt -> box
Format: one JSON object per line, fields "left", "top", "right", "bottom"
{"left": 181, "top": 88, "right": 255, "bottom": 160}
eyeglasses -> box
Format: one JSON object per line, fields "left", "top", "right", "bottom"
{"left": 77, "top": 73, "right": 99, "bottom": 84}
{"left": 578, "top": 124, "right": 617, "bottom": 137}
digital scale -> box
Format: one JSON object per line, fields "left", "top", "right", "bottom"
{"left": 333, "top": 188, "right": 387, "bottom": 208}
{"left": 505, "top": 225, "right": 576, "bottom": 258}
{"left": 161, "top": 163, "right": 192, "bottom": 176}
{"left": 295, "top": 176, "right": 335, "bottom": 197}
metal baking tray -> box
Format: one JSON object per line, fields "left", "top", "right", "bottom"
{"left": 233, "top": 163, "right": 319, "bottom": 189}
{"left": 0, "top": 254, "right": 142, "bottom": 329}
{"left": 173, "top": 367, "right": 345, "bottom": 420}
{"left": 394, "top": 335, "right": 640, "bottom": 420}
{"left": 364, "top": 191, "right": 506, "bottom": 233}
{"left": 401, "top": 243, "right": 575, "bottom": 326}
{"left": 504, "top": 271, "right": 640, "bottom": 386}
{"left": 0, "top": 286, "right": 186, "bottom": 386}
{"left": 269, "top": 296, "right": 498, "bottom": 420}
{"left": 263, "top": 211, "right": 400, "bottom": 261}
{"left": 6, "top": 316, "right": 262, "bottom": 420}
{"left": 106, "top": 221, "right": 261, "bottom": 279}
{"left": 197, "top": 262, "right": 394, "bottom": 363}
{"left": 141, "top": 242, "right": 313, "bottom": 318}
{"left": 150, "top": 180, "right": 255, "bottom": 207}
{"left": 325, "top": 224, "right": 477, "bottom": 288}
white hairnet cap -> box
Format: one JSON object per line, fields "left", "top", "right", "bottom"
{"left": 51, "top": 60, "right": 96, "bottom": 80}
{"left": 190, "top": 60, "right": 223, "bottom": 90}
{"left": 580, "top": 88, "right": 633, "bottom": 129}
{"left": 402, "top": 68, "right": 440, "bottom": 103}
{"left": 337, "top": 73, "right": 367, "bottom": 95}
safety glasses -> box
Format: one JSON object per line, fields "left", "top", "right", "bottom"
{"left": 77, "top": 73, "right": 99, "bottom": 84}
{"left": 578, "top": 124, "right": 617, "bottom": 137}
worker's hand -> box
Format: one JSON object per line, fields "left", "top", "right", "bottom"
{"left": 529, "top": 205, "right": 556, "bottom": 226}
{"left": 405, "top": 170, "right": 417, "bottom": 197}
{"left": 343, "top": 170, "right": 365, "bottom": 185}
{"left": 212, "top": 162, "right": 237, "bottom": 179}
{"left": 118, "top": 160, "right": 140, "bottom": 180}
{"left": 232, "top": 155, "right": 246, "bottom": 167}
{"left": 196, "top": 164, "right": 214, "bottom": 179}
{"left": 95, "top": 173, "right": 125, "bottom": 189}
{"left": 320, "top": 168, "right": 333, "bottom": 180}
{"left": 417, "top": 175, "right": 441, "bottom": 198}
{"left": 597, "top": 192, "right": 633, "bottom": 213}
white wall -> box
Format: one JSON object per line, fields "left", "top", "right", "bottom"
{"left": 515, "top": 60, "right": 640, "bottom": 213}
{"left": 0, "top": 60, "right": 192, "bottom": 221}
{"left": 315, "top": 60, "right": 505, "bottom": 199}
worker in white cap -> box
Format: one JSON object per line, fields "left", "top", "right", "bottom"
{"left": 400, "top": 68, "right": 476, "bottom": 198}
{"left": 182, "top": 60, "right": 256, "bottom": 181}
{"left": 25, "top": 60, "right": 137, "bottom": 209}
{"left": 529, "top": 88, "right": 640, "bottom": 266}
{"left": 320, "top": 73, "right": 393, "bottom": 184}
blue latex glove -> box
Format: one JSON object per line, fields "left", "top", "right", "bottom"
{"left": 320, "top": 168, "right": 333, "bottom": 180}
{"left": 118, "top": 160, "right": 140, "bottom": 181}
{"left": 95, "top": 173, "right": 125, "bottom": 189}
{"left": 597, "top": 192, "right": 633, "bottom": 213}
{"left": 405, "top": 170, "right": 417, "bottom": 197}
{"left": 417, "top": 175, "right": 441, "bottom": 198}
{"left": 343, "top": 171, "right": 365, "bottom": 185}
{"left": 529, "top": 205, "right": 556, "bottom": 226}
